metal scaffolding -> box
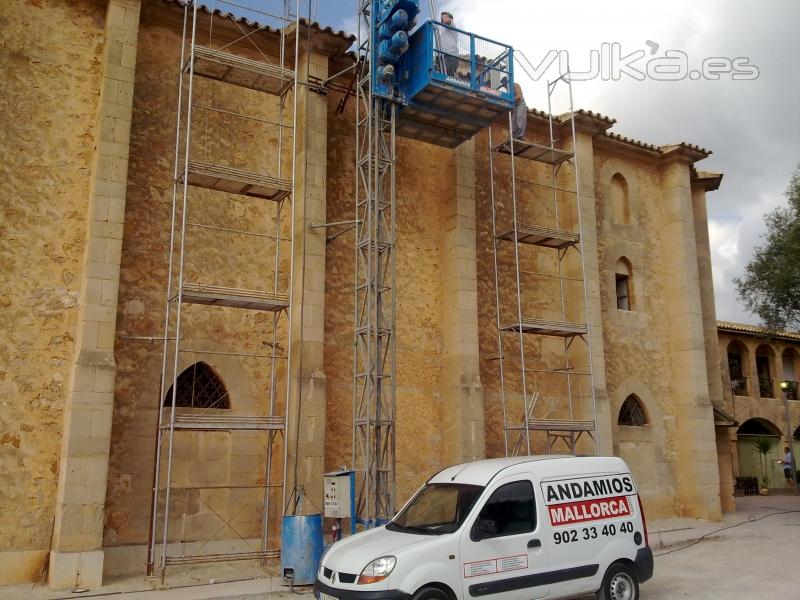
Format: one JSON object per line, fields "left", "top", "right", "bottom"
{"left": 489, "top": 73, "right": 599, "bottom": 456}
{"left": 147, "top": 0, "right": 301, "bottom": 578}
{"left": 351, "top": 0, "right": 399, "bottom": 527}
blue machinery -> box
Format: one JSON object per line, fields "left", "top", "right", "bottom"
{"left": 352, "top": 0, "right": 517, "bottom": 529}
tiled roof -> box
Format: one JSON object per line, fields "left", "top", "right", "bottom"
{"left": 597, "top": 132, "right": 712, "bottom": 162}
{"left": 571, "top": 109, "right": 616, "bottom": 126}
{"left": 659, "top": 142, "right": 712, "bottom": 157}
{"left": 718, "top": 320, "right": 800, "bottom": 342}
{"left": 601, "top": 131, "right": 660, "bottom": 153}
{"left": 522, "top": 109, "right": 712, "bottom": 163}
{"left": 162, "top": 0, "right": 355, "bottom": 43}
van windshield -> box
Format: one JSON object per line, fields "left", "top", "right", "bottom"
{"left": 387, "top": 483, "right": 484, "bottom": 535}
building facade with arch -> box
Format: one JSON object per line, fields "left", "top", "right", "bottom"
{"left": 1, "top": 0, "right": 738, "bottom": 587}
{"left": 717, "top": 321, "right": 800, "bottom": 491}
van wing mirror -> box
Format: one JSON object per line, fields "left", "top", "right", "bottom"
{"left": 471, "top": 518, "right": 498, "bottom": 540}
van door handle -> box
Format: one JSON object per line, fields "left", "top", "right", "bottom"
{"left": 527, "top": 539, "right": 541, "bottom": 549}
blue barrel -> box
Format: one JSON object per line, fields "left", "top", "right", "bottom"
{"left": 281, "top": 514, "right": 324, "bottom": 585}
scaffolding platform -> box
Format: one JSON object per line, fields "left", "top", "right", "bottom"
{"left": 397, "top": 86, "right": 511, "bottom": 149}
{"left": 497, "top": 224, "right": 580, "bottom": 249}
{"left": 493, "top": 140, "right": 574, "bottom": 165}
{"left": 501, "top": 317, "right": 587, "bottom": 337}
{"left": 169, "top": 414, "right": 286, "bottom": 431}
{"left": 189, "top": 46, "right": 294, "bottom": 96}
{"left": 394, "top": 21, "right": 515, "bottom": 148}
{"left": 182, "top": 162, "right": 292, "bottom": 201}
{"left": 527, "top": 419, "right": 596, "bottom": 432}
{"left": 165, "top": 549, "right": 280, "bottom": 566}
{"left": 181, "top": 283, "right": 289, "bottom": 312}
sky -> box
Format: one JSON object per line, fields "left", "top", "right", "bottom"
{"left": 203, "top": 0, "right": 800, "bottom": 326}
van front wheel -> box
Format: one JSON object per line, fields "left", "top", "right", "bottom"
{"left": 596, "top": 563, "right": 639, "bottom": 600}
{"left": 411, "top": 586, "right": 450, "bottom": 600}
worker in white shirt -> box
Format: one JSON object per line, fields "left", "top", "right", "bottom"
{"left": 438, "top": 11, "right": 459, "bottom": 76}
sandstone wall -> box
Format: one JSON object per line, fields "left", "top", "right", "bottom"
{"left": 323, "top": 98, "right": 452, "bottom": 506}
{"left": 0, "top": 0, "right": 106, "bottom": 583}
{"left": 592, "top": 150, "right": 679, "bottom": 516}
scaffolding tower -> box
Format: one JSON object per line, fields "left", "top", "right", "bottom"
{"left": 351, "top": 0, "right": 401, "bottom": 527}
{"left": 147, "top": 0, "right": 301, "bottom": 578}
{"left": 489, "top": 73, "right": 599, "bottom": 456}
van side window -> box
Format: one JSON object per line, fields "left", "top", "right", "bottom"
{"left": 472, "top": 480, "right": 536, "bottom": 539}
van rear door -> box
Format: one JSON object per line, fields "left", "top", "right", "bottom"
{"left": 458, "top": 475, "right": 549, "bottom": 600}
{"left": 539, "top": 472, "right": 638, "bottom": 595}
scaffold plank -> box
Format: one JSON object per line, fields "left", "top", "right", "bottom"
{"left": 527, "top": 419, "right": 596, "bottom": 432}
{"left": 190, "top": 46, "right": 294, "bottom": 96}
{"left": 181, "top": 283, "right": 289, "bottom": 312}
{"left": 494, "top": 140, "right": 574, "bottom": 165}
{"left": 169, "top": 414, "right": 286, "bottom": 431}
{"left": 164, "top": 549, "right": 280, "bottom": 566}
{"left": 497, "top": 224, "right": 580, "bottom": 249}
{"left": 501, "top": 317, "right": 587, "bottom": 337}
{"left": 183, "top": 161, "right": 292, "bottom": 201}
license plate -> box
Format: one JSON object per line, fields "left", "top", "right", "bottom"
{"left": 320, "top": 593, "right": 338, "bottom": 600}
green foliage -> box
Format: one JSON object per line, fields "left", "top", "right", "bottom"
{"left": 735, "top": 165, "right": 800, "bottom": 330}
{"left": 754, "top": 436, "right": 777, "bottom": 456}
{"left": 754, "top": 436, "right": 777, "bottom": 488}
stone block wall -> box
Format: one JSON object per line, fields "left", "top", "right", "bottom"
{"left": 0, "top": 0, "right": 107, "bottom": 585}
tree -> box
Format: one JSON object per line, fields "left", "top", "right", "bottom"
{"left": 735, "top": 165, "right": 800, "bottom": 330}
{"left": 753, "top": 436, "right": 777, "bottom": 489}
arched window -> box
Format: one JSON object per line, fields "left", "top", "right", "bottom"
{"left": 782, "top": 348, "right": 799, "bottom": 400}
{"left": 618, "top": 395, "right": 647, "bottom": 426}
{"left": 610, "top": 173, "right": 630, "bottom": 224}
{"left": 164, "top": 362, "right": 230, "bottom": 409}
{"left": 615, "top": 258, "right": 633, "bottom": 311}
{"left": 727, "top": 339, "right": 749, "bottom": 396}
{"left": 755, "top": 344, "right": 775, "bottom": 398}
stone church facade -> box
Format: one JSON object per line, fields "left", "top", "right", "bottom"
{"left": 0, "top": 0, "right": 735, "bottom": 589}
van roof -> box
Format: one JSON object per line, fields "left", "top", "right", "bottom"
{"left": 428, "top": 455, "right": 627, "bottom": 486}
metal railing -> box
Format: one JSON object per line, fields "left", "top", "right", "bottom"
{"left": 730, "top": 375, "right": 749, "bottom": 397}
{"left": 758, "top": 376, "right": 775, "bottom": 398}
{"left": 429, "top": 21, "right": 513, "bottom": 101}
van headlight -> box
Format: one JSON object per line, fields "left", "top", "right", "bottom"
{"left": 357, "top": 556, "right": 396, "bottom": 584}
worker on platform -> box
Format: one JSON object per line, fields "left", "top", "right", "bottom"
{"left": 512, "top": 82, "right": 527, "bottom": 141}
{"left": 438, "top": 11, "right": 459, "bottom": 76}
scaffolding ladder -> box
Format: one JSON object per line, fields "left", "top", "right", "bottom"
{"left": 489, "top": 73, "right": 599, "bottom": 456}
{"left": 147, "top": 0, "right": 300, "bottom": 578}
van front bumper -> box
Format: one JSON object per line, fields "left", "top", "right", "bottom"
{"left": 314, "top": 578, "right": 411, "bottom": 600}
{"left": 635, "top": 546, "right": 654, "bottom": 583}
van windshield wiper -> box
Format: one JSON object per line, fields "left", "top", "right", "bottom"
{"left": 386, "top": 522, "right": 434, "bottom": 535}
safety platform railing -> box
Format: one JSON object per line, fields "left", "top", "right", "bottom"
{"left": 405, "top": 21, "right": 514, "bottom": 103}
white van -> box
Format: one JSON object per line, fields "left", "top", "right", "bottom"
{"left": 314, "top": 456, "right": 653, "bottom": 600}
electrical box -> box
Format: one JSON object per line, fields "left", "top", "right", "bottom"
{"left": 324, "top": 470, "right": 354, "bottom": 519}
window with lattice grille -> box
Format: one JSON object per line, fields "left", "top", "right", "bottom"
{"left": 618, "top": 395, "right": 647, "bottom": 426}
{"left": 163, "top": 362, "right": 230, "bottom": 409}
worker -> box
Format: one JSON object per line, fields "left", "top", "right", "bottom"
{"left": 438, "top": 11, "right": 459, "bottom": 76}
{"left": 512, "top": 82, "right": 527, "bottom": 141}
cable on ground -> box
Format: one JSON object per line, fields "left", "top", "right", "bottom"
{"left": 654, "top": 508, "right": 800, "bottom": 557}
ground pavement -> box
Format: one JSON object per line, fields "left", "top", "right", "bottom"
{"left": 2, "top": 495, "right": 797, "bottom": 600}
